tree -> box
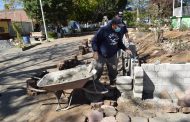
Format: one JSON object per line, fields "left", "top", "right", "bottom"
{"left": 150, "top": 0, "right": 173, "bottom": 19}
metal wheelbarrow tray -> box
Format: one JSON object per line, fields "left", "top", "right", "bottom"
{"left": 37, "top": 65, "right": 99, "bottom": 111}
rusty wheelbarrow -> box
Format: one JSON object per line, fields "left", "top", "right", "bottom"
{"left": 37, "top": 64, "right": 108, "bottom": 111}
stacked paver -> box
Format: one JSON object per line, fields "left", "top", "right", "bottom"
{"left": 116, "top": 76, "right": 133, "bottom": 94}
{"left": 133, "top": 66, "right": 144, "bottom": 99}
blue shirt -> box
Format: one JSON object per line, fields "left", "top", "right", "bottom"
{"left": 92, "top": 23, "right": 127, "bottom": 58}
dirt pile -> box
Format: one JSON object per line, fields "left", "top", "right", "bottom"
{"left": 133, "top": 30, "right": 190, "bottom": 63}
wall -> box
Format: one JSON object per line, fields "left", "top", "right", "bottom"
{"left": 141, "top": 63, "right": 190, "bottom": 99}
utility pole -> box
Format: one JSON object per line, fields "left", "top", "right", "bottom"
{"left": 39, "top": 0, "right": 48, "bottom": 41}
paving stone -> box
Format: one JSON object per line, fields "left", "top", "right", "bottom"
{"left": 116, "top": 112, "right": 130, "bottom": 122}
{"left": 149, "top": 117, "right": 167, "bottom": 122}
{"left": 101, "top": 116, "right": 117, "bottom": 122}
{"left": 116, "top": 76, "right": 133, "bottom": 85}
{"left": 131, "top": 117, "right": 148, "bottom": 122}
{"left": 91, "top": 102, "right": 104, "bottom": 109}
{"left": 181, "top": 107, "right": 190, "bottom": 114}
{"left": 159, "top": 89, "right": 171, "bottom": 99}
{"left": 110, "top": 101, "right": 117, "bottom": 107}
{"left": 134, "top": 66, "right": 144, "bottom": 78}
{"left": 163, "top": 106, "right": 178, "bottom": 113}
{"left": 134, "top": 85, "right": 143, "bottom": 93}
{"left": 88, "top": 110, "right": 103, "bottom": 122}
{"left": 101, "top": 105, "right": 117, "bottom": 117}
{"left": 104, "top": 100, "right": 111, "bottom": 106}
{"left": 134, "top": 78, "right": 143, "bottom": 85}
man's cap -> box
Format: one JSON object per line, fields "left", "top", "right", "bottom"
{"left": 111, "top": 17, "right": 124, "bottom": 27}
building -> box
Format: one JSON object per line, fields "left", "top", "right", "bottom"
{"left": 172, "top": 0, "right": 190, "bottom": 29}
{"left": 0, "top": 9, "right": 33, "bottom": 37}
{"left": 0, "top": 19, "right": 11, "bottom": 40}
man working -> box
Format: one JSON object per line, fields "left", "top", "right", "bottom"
{"left": 92, "top": 17, "right": 132, "bottom": 87}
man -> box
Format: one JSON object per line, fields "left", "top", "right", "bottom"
{"left": 92, "top": 17, "right": 132, "bottom": 87}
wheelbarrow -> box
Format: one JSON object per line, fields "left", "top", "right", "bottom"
{"left": 37, "top": 64, "right": 108, "bottom": 111}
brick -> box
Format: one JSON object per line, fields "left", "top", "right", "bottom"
{"left": 134, "top": 85, "right": 143, "bottom": 93}
{"left": 134, "top": 78, "right": 143, "bottom": 85}
{"left": 116, "top": 76, "right": 133, "bottom": 85}
{"left": 101, "top": 116, "right": 116, "bottom": 122}
{"left": 134, "top": 66, "right": 144, "bottom": 78}
{"left": 131, "top": 117, "right": 148, "bottom": 122}
{"left": 116, "top": 112, "right": 130, "bottom": 122}
{"left": 116, "top": 85, "right": 132, "bottom": 92}
{"left": 88, "top": 110, "right": 103, "bottom": 122}
{"left": 141, "top": 64, "right": 155, "bottom": 71}
{"left": 181, "top": 107, "right": 190, "bottom": 114}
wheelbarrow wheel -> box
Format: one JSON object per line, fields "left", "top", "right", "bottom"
{"left": 83, "top": 81, "right": 104, "bottom": 102}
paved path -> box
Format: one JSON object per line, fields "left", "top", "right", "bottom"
{"left": 0, "top": 35, "right": 93, "bottom": 122}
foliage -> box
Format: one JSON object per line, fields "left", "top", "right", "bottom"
{"left": 123, "top": 11, "right": 136, "bottom": 27}
{"left": 47, "top": 32, "right": 57, "bottom": 39}
{"left": 179, "top": 23, "right": 189, "bottom": 31}
{"left": 22, "top": 0, "right": 128, "bottom": 24}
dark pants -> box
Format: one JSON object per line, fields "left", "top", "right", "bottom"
{"left": 94, "top": 54, "right": 118, "bottom": 84}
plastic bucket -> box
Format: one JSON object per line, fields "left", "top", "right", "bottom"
{"left": 23, "top": 36, "right": 31, "bottom": 45}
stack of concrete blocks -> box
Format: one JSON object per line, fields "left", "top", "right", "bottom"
{"left": 116, "top": 76, "right": 133, "bottom": 98}
{"left": 141, "top": 63, "right": 190, "bottom": 100}
{"left": 130, "top": 58, "right": 139, "bottom": 78}
{"left": 133, "top": 66, "right": 144, "bottom": 99}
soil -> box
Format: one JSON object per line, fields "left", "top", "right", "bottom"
{"left": 131, "top": 30, "right": 190, "bottom": 63}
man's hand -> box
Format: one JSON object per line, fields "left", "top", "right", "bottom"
{"left": 125, "top": 49, "right": 132, "bottom": 55}
{"left": 93, "top": 52, "right": 98, "bottom": 60}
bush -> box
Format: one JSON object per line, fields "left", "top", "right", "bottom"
{"left": 179, "top": 23, "right": 189, "bottom": 31}
{"left": 48, "top": 32, "right": 57, "bottom": 38}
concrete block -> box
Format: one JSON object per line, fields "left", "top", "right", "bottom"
{"left": 116, "top": 76, "right": 133, "bottom": 85}
{"left": 131, "top": 117, "right": 148, "bottom": 122}
{"left": 134, "top": 66, "right": 144, "bottom": 78}
{"left": 165, "top": 64, "right": 185, "bottom": 71}
{"left": 184, "top": 64, "right": 190, "bottom": 70}
{"left": 133, "top": 91, "right": 142, "bottom": 99}
{"left": 134, "top": 78, "right": 143, "bottom": 85}
{"left": 155, "top": 64, "right": 166, "bottom": 72}
{"left": 141, "top": 64, "right": 155, "bottom": 71}
{"left": 157, "top": 71, "right": 173, "bottom": 79}
{"left": 134, "top": 85, "right": 143, "bottom": 93}
{"left": 184, "top": 78, "right": 190, "bottom": 84}
{"left": 144, "top": 71, "right": 158, "bottom": 80}
{"left": 176, "top": 71, "right": 190, "bottom": 78}
{"left": 116, "top": 85, "right": 132, "bottom": 92}
{"left": 116, "top": 112, "right": 130, "bottom": 122}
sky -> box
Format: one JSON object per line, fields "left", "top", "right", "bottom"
{"left": 0, "top": 0, "right": 4, "bottom": 10}
{"left": 0, "top": 0, "right": 23, "bottom": 10}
